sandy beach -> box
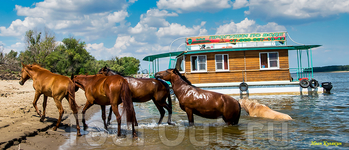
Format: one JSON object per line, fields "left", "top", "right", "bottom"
{"left": 0, "top": 80, "right": 99, "bottom": 150}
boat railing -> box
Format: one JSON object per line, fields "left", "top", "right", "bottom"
{"left": 289, "top": 67, "right": 313, "bottom": 82}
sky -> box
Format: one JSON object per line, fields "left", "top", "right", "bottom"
{"left": 0, "top": 0, "right": 349, "bottom": 72}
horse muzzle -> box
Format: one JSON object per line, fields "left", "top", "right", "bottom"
{"left": 154, "top": 73, "right": 161, "bottom": 79}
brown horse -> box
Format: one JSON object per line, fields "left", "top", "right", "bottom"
{"left": 239, "top": 99, "right": 292, "bottom": 120}
{"left": 98, "top": 66, "right": 173, "bottom": 125}
{"left": 71, "top": 74, "right": 137, "bottom": 137}
{"left": 155, "top": 69, "right": 241, "bottom": 126}
{"left": 19, "top": 63, "right": 81, "bottom": 136}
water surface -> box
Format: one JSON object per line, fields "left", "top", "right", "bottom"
{"left": 61, "top": 72, "right": 349, "bottom": 149}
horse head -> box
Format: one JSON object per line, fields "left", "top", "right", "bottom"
{"left": 98, "top": 66, "right": 109, "bottom": 76}
{"left": 19, "top": 62, "right": 32, "bottom": 85}
{"left": 155, "top": 69, "right": 174, "bottom": 81}
{"left": 98, "top": 66, "right": 123, "bottom": 76}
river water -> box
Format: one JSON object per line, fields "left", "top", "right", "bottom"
{"left": 61, "top": 72, "right": 349, "bottom": 149}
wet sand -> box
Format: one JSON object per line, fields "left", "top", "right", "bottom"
{"left": 0, "top": 80, "right": 98, "bottom": 150}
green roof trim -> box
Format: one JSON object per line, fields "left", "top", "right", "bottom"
{"left": 143, "top": 51, "right": 183, "bottom": 61}
{"left": 143, "top": 45, "right": 321, "bottom": 61}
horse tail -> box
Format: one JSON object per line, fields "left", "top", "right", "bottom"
{"left": 120, "top": 79, "right": 136, "bottom": 126}
{"left": 167, "top": 91, "right": 172, "bottom": 109}
{"left": 236, "top": 99, "right": 241, "bottom": 124}
{"left": 67, "top": 81, "right": 79, "bottom": 113}
{"left": 156, "top": 78, "right": 172, "bottom": 109}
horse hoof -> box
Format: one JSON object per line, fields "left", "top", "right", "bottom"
{"left": 53, "top": 127, "right": 57, "bottom": 131}
{"left": 83, "top": 125, "right": 88, "bottom": 130}
{"left": 40, "top": 118, "right": 45, "bottom": 122}
{"left": 168, "top": 122, "right": 175, "bottom": 126}
{"left": 77, "top": 132, "right": 82, "bottom": 136}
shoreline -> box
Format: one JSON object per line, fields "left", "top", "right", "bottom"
{"left": 0, "top": 80, "right": 100, "bottom": 150}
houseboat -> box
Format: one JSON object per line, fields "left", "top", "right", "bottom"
{"left": 143, "top": 32, "right": 324, "bottom": 96}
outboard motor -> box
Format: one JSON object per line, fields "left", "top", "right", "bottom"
{"left": 321, "top": 82, "right": 333, "bottom": 94}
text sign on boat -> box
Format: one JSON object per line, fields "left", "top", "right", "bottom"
{"left": 186, "top": 32, "right": 286, "bottom": 46}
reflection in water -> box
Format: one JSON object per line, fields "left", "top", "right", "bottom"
{"left": 61, "top": 72, "right": 349, "bottom": 149}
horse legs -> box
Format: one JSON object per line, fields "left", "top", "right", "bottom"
{"left": 107, "top": 105, "right": 139, "bottom": 126}
{"left": 107, "top": 107, "right": 112, "bottom": 125}
{"left": 33, "top": 92, "right": 42, "bottom": 117}
{"left": 111, "top": 104, "right": 121, "bottom": 136}
{"left": 153, "top": 101, "right": 166, "bottom": 124}
{"left": 40, "top": 95, "right": 48, "bottom": 122}
{"left": 185, "top": 107, "right": 194, "bottom": 126}
{"left": 82, "top": 101, "right": 93, "bottom": 130}
{"left": 163, "top": 104, "right": 174, "bottom": 125}
{"left": 53, "top": 96, "right": 64, "bottom": 131}
{"left": 101, "top": 105, "right": 108, "bottom": 130}
{"left": 157, "top": 96, "right": 174, "bottom": 125}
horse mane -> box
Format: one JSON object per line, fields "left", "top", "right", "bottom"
{"left": 103, "top": 67, "right": 127, "bottom": 77}
{"left": 172, "top": 68, "right": 194, "bottom": 86}
{"left": 156, "top": 78, "right": 170, "bottom": 90}
{"left": 30, "top": 63, "right": 50, "bottom": 72}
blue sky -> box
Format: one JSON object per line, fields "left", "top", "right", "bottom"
{"left": 0, "top": 0, "right": 348, "bottom": 71}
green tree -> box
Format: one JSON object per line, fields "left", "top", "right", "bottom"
{"left": 5, "top": 50, "right": 18, "bottom": 59}
{"left": 19, "top": 29, "right": 55, "bottom": 67}
{"left": 106, "top": 56, "right": 140, "bottom": 76}
{"left": 45, "top": 37, "right": 95, "bottom": 75}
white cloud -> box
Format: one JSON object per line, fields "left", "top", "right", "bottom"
{"left": 0, "top": 42, "right": 25, "bottom": 54}
{"left": 0, "top": 18, "right": 46, "bottom": 37}
{"left": 232, "top": 0, "right": 248, "bottom": 9}
{"left": 129, "top": 9, "right": 178, "bottom": 34}
{"left": 215, "top": 18, "right": 286, "bottom": 34}
{"left": 0, "top": 0, "right": 130, "bottom": 41}
{"left": 244, "top": 0, "right": 349, "bottom": 24}
{"left": 157, "top": 0, "right": 232, "bottom": 13}
{"left": 86, "top": 35, "right": 147, "bottom": 60}
{"left": 156, "top": 22, "right": 207, "bottom": 37}
{"left": 15, "top": 0, "right": 128, "bottom": 19}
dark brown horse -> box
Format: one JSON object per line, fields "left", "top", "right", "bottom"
{"left": 71, "top": 74, "right": 137, "bottom": 137}
{"left": 155, "top": 69, "right": 241, "bottom": 126}
{"left": 98, "top": 66, "right": 173, "bottom": 125}
{"left": 19, "top": 63, "right": 81, "bottom": 136}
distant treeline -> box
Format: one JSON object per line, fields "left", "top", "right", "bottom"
{"left": 0, "top": 29, "right": 140, "bottom": 76}
{"left": 313, "top": 65, "right": 349, "bottom": 72}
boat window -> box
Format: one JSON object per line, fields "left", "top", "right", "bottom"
{"left": 259, "top": 52, "right": 279, "bottom": 69}
{"left": 215, "top": 54, "right": 229, "bottom": 71}
{"left": 176, "top": 56, "right": 185, "bottom": 73}
{"left": 190, "top": 55, "right": 207, "bottom": 72}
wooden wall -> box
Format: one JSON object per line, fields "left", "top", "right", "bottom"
{"left": 183, "top": 50, "right": 290, "bottom": 84}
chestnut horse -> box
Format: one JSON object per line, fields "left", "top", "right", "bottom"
{"left": 239, "top": 99, "right": 292, "bottom": 120}
{"left": 98, "top": 66, "right": 173, "bottom": 125}
{"left": 155, "top": 69, "right": 241, "bottom": 125}
{"left": 19, "top": 63, "right": 81, "bottom": 136}
{"left": 71, "top": 74, "right": 136, "bottom": 137}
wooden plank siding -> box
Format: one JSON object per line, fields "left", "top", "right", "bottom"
{"left": 183, "top": 49, "right": 291, "bottom": 84}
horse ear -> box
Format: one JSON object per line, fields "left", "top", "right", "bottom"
{"left": 21, "top": 62, "right": 24, "bottom": 67}
{"left": 70, "top": 73, "right": 74, "bottom": 80}
{"left": 172, "top": 68, "right": 179, "bottom": 74}
{"left": 103, "top": 66, "right": 107, "bottom": 71}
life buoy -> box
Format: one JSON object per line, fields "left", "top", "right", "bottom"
{"left": 309, "top": 79, "right": 319, "bottom": 88}
{"left": 299, "top": 79, "right": 310, "bottom": 88}
{"left": 239, "top": 82, "right": 248, "bottom": 91}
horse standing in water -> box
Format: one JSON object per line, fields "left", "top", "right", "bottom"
{"left": 239, "top": 99, "right": 292, "bottom": 120}
{"left": 72, "top": 74, "right": 137, "bottom": 137}
{"left": 155, "top": 69, "right": 241, "bottom": 126}
{"left": 19, "top": 63, "right": 81, "bottom": 136}
{"left": 98, "top": 66, "right": 173, "bottom": 125}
